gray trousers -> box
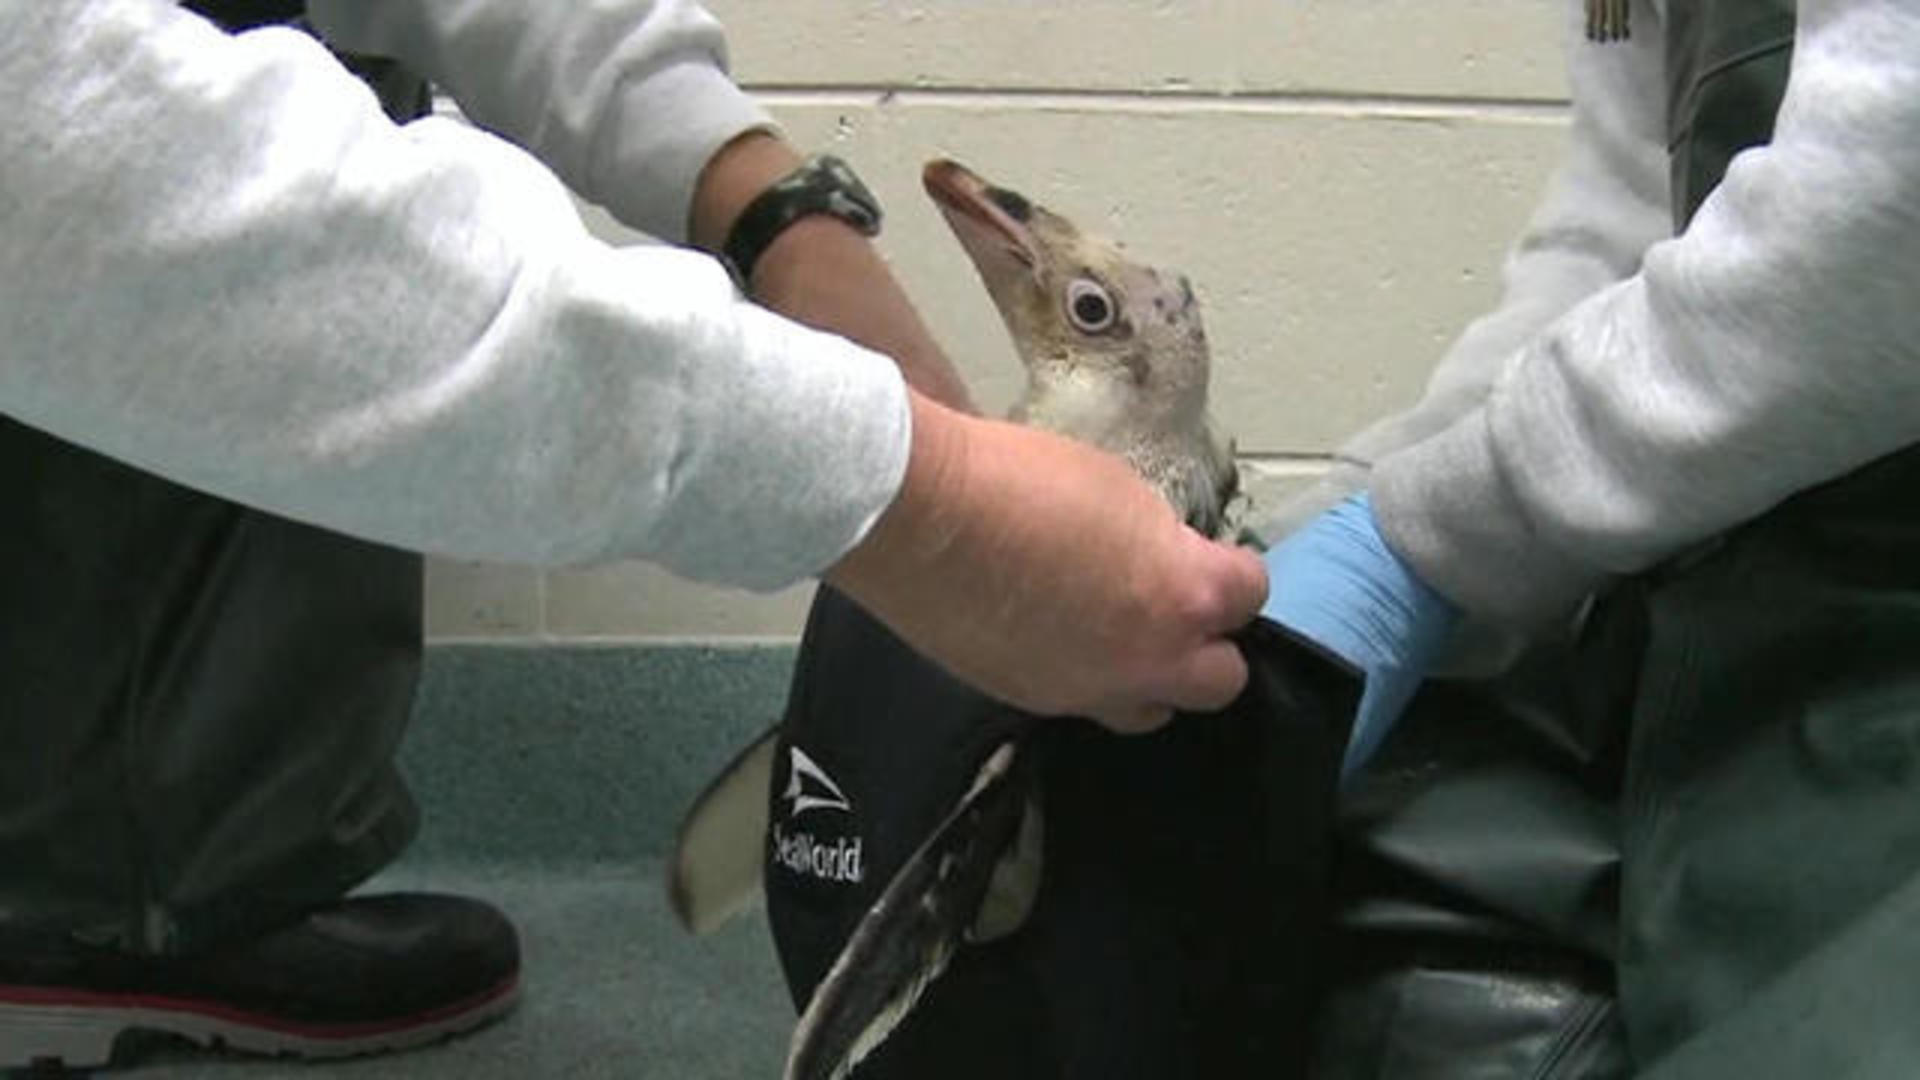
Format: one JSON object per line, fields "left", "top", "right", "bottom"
{"left": 0, "top": 9, "right": 435, "bottom": 959}
{"left": 0, "top": 418, "right": 422, "bottom": 956}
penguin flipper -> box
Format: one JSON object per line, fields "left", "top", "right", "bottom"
{"left": 668, "top": 724, "right": 780, "bottom": 935}
{"left": 784, "top": 737, "right": 1031, "bottom": 1080}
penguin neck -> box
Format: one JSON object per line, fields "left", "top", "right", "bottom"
{"left": 1011, "top": 363, "right": 1203, "bottom": 460}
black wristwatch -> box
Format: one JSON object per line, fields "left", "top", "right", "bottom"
{"left": 721, "top": 154, "right": 883, "bottom": 287}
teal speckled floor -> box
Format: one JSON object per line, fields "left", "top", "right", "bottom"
{"left": 79, "top": 644, "right": 806, "bottom": 1079}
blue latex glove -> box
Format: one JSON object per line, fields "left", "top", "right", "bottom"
{"left": 1261, "top": 493, "right": 1459, "bottom": 778}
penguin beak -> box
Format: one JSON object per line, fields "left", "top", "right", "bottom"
{"left": 923, "top": 159, "right": 1042, "bottom": 276}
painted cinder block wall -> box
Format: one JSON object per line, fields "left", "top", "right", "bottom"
{"left": 425, "top": 0, "right": 1572, "bottom": 644}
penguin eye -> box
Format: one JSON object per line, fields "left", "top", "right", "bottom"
{"left": 1065, "top": 278, "right": 1117, "bottom": 334}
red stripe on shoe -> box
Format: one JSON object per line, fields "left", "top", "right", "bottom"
{"left": 0, "top": 974, "right": 518, "bottom": 1041}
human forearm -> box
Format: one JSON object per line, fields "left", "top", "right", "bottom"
{"left": 314, "top": 3, "right": 974, "bottom": 411}
{"left": 1, "top": 1, "right": 909, "bottom": 587}
{"left": 1263, "top": 1, "right": 1671, "bottom": 540}
{"left": 688, "top": 131, "right": 976, "bottom": 412}
{"left": 1377, "top": 0, "right": 1920, "bottom": 627}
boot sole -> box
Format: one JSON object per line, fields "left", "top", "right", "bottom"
{"left": 0, "top": 975, "right": 519, "bottom": 1070}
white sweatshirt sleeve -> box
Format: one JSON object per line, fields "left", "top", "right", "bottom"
{"left": 1375, "top": 0, "right": 1920, "bottom": 627}
{"left": 306, "top": 0, "right": 768, "bottom": 245}
{"left": 1259, "top": 2, "right": 1673, "bottom": 541}
{"left": 0, "top": 0, "right": 909, "bottom": 590}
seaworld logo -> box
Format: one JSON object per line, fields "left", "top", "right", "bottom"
{"left": 771, "top": 746, "right": 863, "bottom": 884}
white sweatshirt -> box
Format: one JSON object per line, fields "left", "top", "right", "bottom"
{"left": 0, "top": 0, "right": 910, "bottom": 591}
{"left": 1271, "top": 0, "right": 1920, "bottom": 634}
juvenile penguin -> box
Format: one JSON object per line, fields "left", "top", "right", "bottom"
{"left": 919, "top": 159, "right": 1238, "bottom": 538}
{"left": 666, "top": 159, "right": 1242, "bottom": 1080}
{"left": 780, "top": 160, "right": 1242, "bottom": 1080}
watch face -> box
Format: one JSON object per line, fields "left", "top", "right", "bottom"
{"left": 724, "top": 155, "right": 884, "bottom": 285}
{"left": 801, "top": 156, "right": 882, "bottom": 234}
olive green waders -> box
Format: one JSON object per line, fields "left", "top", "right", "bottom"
{"left": 0, "top": 2, "right": 430, "bottom": 958}
{"left": 1312, "top": 2, "right": 1920, "bottom": 1076}
{"left": 1623, "top": 7, "right": 1920, "bottom": 1074}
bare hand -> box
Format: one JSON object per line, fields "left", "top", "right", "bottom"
{"left": 828, "top": 394, "right": 1269, "bottom": 733}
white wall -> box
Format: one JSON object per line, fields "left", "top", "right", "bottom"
{"left": 426, "top": 0, "right": 1572, "bottom": 642}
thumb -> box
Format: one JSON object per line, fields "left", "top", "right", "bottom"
{"left": 1208, "top": 540, "right": 1270, "bottom": 631}
{"left": 1157, "top": 636, "right": 1251, "bottom": 714}
{"left": 1091, "top": 703, "right": 1176, "bottom": 736}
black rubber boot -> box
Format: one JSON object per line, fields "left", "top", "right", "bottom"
{"left": 0, "top": 892, "right": 520, "bottom": 1071}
